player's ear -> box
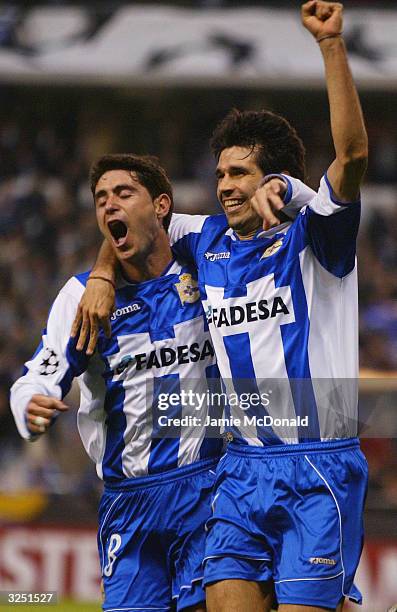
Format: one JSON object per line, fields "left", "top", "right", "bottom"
{"left": 154, "top": 193, "right": 172, "bottom": 225}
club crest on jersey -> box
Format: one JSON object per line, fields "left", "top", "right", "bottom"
{"left": 261, "top": 239, "right": 283, "bottom": 259}
{"left": 175, "top": 273, "right": 200, "bottom": 305}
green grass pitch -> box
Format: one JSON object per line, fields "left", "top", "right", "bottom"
{"left": 12, "top": 601, "right": 101, "bottom": 611}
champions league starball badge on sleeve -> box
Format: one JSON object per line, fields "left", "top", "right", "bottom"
{"left": 39, "top": 348, "right": 59, "bottom": 376}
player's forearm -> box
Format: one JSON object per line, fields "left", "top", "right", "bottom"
{"left": 320, "top": 36, "right": 368, "bottom": 194}
{"left": 12, "top": 279, "right": 88, "bottom": 439}
{"left": 91, "top": 239, "right": 118, "bottom": 282}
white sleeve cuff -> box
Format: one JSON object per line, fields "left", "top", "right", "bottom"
{"left": 262, "top": 174, "right": 317, "bottom": 219}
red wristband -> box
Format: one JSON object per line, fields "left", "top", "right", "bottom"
{"left": 88, "top": 276, "right": 116, "bottom": 290}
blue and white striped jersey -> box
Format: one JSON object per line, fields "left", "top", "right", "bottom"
{"left": 170, "top": 175, "right": 360, "bottom": 446}
{"left": 11, "top": 261, "right": 222, "bottom": 482}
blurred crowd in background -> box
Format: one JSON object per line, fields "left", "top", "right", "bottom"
{"left": 6, "top": 1, "right": 397, "bottom": 7}
{"left": 0, "top": 82, "right": 396, "bottom": 523}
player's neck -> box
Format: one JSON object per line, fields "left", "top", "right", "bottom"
{"left": 235, "top": 228, "right": 260, "bottom": 240}
{"left": 232, "top": 216, "right": 263, "bottom": 241}
{"left": 120, "top": 233, "right": 173, "bottom": 283}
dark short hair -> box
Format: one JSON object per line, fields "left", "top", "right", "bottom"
{"left": 90, "top": 153, "right": 174, "bottom": 231}
{"left": 210, "top": 108, "right": 306, "bottom": 181}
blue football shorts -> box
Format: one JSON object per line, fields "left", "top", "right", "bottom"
{"left": 203, "top": 438, "right": 368, "bottom": 609}
{"left": 98, "top": 457, "right": 218, "bottom": 611}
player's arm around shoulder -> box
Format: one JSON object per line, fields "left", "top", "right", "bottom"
{"left": 10, "top": 276, "right": 89, "bottom": 441}
{"left": 169, "top": 212, "right": 210, "bottom": 259}
{"left": 302, "top": 0, "right": 368, "bottom": 202}
{"left": 71, "top": 240, "right": 116, "bottom": 355}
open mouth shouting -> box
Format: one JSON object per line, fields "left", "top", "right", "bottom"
{"left": 108, "top": 219, "right": 129, "bottom": 248}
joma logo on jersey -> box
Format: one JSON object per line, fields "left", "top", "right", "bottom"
{"left": 114, "top": 339, "right": 215, "bottom": 374}
{"left": 111, "top": 303, "right": 141, "bottom": 321}
{"left": 204, "top": 251, "right": 230, "bottom": 262}
{"left": 206, "top": 297, "right": 289, "bottom": 328}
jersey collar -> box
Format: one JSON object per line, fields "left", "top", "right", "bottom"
{"left": 229, "top": 221, "right": 292, "bottom": 242}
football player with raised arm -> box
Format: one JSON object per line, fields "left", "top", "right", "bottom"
{"left": 69, "top": 2, "right": 368, "bottom": 611}
{"left": 178, "top": 3, "right": 368, "bottom": 610}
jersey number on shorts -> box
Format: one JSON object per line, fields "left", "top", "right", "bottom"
{"left": 104, "top": 533, "right": 122, "bottom": 577}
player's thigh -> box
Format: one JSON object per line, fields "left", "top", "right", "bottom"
{"left": 172, "top": 464, "right": 216, "bottom": 611}
{"left": 98, "top": 488, "right": 171, "bottom": 609}
{"left": 278, "top": 595, "right": 345, "bottom": 611}
{"left": 273, "top": 444, "right": 367, "bottom": 610}
{"left": 206, "top": 579, "right": 274, "bottom": 612}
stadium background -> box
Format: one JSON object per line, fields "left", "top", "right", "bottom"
{"left": 1, "top": 1, "right": 396, "bottom": 610}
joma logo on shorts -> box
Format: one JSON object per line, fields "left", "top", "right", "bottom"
{"left": 309, "top": 557, "right": 336, "bottom": 566}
